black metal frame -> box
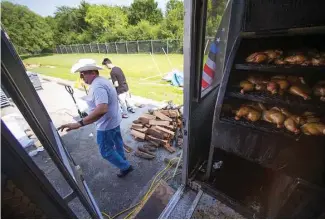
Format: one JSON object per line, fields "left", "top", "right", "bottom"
{"left": 1, "top": 29, "right": 102, "bottom": 218}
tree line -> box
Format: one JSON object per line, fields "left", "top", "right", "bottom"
{"left": 1, "top": 0, "right": 225, "bottom": 54}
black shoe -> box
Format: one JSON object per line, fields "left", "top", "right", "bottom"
{"left": 127, "top": 107, "right": 136, "bottom": 113}
{"left": 117, "top": 165, "right": 134, "bottom": 178}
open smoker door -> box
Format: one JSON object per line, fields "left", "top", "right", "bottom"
{"left": 1, "top": 29, "right": 102, "bottom": 218}
{"left": 160, "top": 0, "right": 244, "bottom": 218}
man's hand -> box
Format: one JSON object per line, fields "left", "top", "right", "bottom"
{"left": 58, "top": 123, "right": 81, "bottom": 132}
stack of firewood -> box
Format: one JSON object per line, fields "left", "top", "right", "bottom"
{"left": 130, "top": 109, "right": 182, "bottom": 156}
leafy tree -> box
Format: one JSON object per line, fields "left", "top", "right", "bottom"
{"left": 128, "top": 0, "right": 163, "bottom": 25}
{"left": 1, "top": 1, "right": 54, "bottom": 54}
{"left": 162, "top": 0, "right": 184, "bottom": 39}
{"left": 206, "top": 0, "right": 227, "bottom": 36}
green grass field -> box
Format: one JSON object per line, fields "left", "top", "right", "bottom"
{"left": 22, "top": 53, "right": 184, "bottom": 104}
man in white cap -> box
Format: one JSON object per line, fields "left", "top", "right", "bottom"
{"left": 58, "top": 59, "right": 134, "bottom": 177}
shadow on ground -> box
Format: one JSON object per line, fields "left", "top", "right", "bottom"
{"left": 31, "top": 104, "right": 180, "bottom": 218}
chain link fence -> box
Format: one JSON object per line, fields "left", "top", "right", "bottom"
{"left": 54, "top": 38, "right": 214, "bottom": 55}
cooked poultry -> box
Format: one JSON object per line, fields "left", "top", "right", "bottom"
{"left": 311, "top": 57, "right": 325, "bottom": 66}
{"left": 255, "top": 83, "right": 267, "bottom": 92}
{"left": 247, "top": 102, "right": 266, "bottom": 111}
{"left": 284, "top": 54, "right": 307, "bottom": 65}
{"left": 246, "top": 52, "right": 268, "bottom": 63}
{"left": 235, "top": 105, "right": 261, "bottom": 122}
{"left": 247, "top": 75, "right": 269, "bottom": 85}
{"left": 280, "top": 108, "right": 305, "bottom": 125}
{"left": 271, "top": 78, "right": 290, "bottom": 95}
{"left": 274, "top": 59, "right": 287, "bottom": 65}
{"left": 240, "top": 80, "right": 254, "bottom": 94}
{"left": 313, "top": 81, "right": 325, "bottom": 101}
{"left": 284, "top": 117, "right": 300, "bottom": 134}
{"left": 267, "top": 81, "right": 279, "bottom": 94}
{"left": 262, "top": 107, "right": 286, "bottom": 128}
{"left": 287, "top": 76, "right": 306, "bottom": 85}
{"left": 289, "top": 84, "right": 311, "bottom": 100}
{"left": 301, "top": 122, "right": 325, "bottom": 136}
{"left": 264, "top": 50, "right": 283, "bottom": 61}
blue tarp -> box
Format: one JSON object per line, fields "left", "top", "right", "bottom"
{"left": 163, "top": 69, "right": 184, "bottom": 87}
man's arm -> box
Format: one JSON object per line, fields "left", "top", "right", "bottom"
{"left": 110, "top": 71, "right": 119, "bottom": 88}
{"left": 59, "top": 86, "right": 110, "bottom": 132}
{"left": 58, "top": 104, "right": 108, "bottom": 132}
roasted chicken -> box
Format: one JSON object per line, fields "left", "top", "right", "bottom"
{"left": 313, "top": 81, "right": 325, "bottom": 101}
{"left": 289, "top": 84, "right": 311, "bottom": 100}
{"left": 284, "top": 117, "right": 300, "bottom": 134}
{"left": 262, "top": 107, "right": 286, "bottom": 128}
{"left": 255, "top": 83, "right": 267, "bottom": 92}
{"left": 311, "top": 57, "right": 325, "bottom": 66}
{"left": 301, "top": 122, "right": 325, "bottom": 136}
{"left": 271, "top": 78, "right": 290, "bottom": 95}
{"left": 240, "top": 80, "right": 254, "bottom": 94}
{"left": 287, "top": 76, "right": 306, "bottom": 85}
{"left": 284, "top": 54, "right": 308, "bottom": 65}
{"left": 235, "top": 105, "right": 262, "bottom": 122}
{"left": 247, "top": 75, "right": 268, "bottom": 85}
{"left": 302, "top": 112, "right": 321, "bottom": 123}
{"left": 274, "top": 59, "right": 287, "bottom": 65}
{"left": 246, "top": 52, "right": 268, "bottom": 63}
{"left": 267, "top": 81, "right": 279, "bottom": 94}
{"left": 264, "top": 50, "right": 283, "bottom": 61}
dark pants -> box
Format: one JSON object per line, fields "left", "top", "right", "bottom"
{"left": 96, "top": 126, "right": 130, "bottom": 171}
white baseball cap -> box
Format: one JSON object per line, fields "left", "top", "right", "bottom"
{"left": 71, "top": 59, "right": 103, "bottom": 73}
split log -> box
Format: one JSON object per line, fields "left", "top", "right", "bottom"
{"left": 155, "top": 126, "right": 175, "bottom": 136}
{"left": 159, "top": 110, "right": 178, "bottom": 118}
{"left": 146, "top": 135, "right": 168, "bottom": 146}
{"left": 153, "top": 111, "right": 172, "bottom": 121}
{"left": 162, "top": 125, "right": 175, "bottom": 130}
{"left": 163, "top": 143, "right": 176, "bottom": 153}
{"left": 131, "top": 129, "right": 146, "bottom": 140}
{"left": 139, "top": 114, "right": 156, "bottom": 124}
{"left": 149, "top": 120, "right": 170, "bottom": 126}
{"left": 149, "top": 140, "right": 160, "bottom": 147}
{"left": 146, "top": 127, "right": 167, "bottom": 139}
{"left": 131, "top": 124, "right": 143, "bottom": 129}
{"left": 133, "top": 127, "right": 148, "bottom": 133}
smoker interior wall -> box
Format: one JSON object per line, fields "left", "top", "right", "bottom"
{"left": 211, "top": 122, "right": 325, "bottom": 184}
{"left": 188, "top": 88, "right": 219, "bottom": 173}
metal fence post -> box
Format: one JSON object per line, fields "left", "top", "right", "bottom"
{"left": 97, "top": 43, "right": 100, "bottom": 53}
{"left": 82, "top": 44, "right": 85, "bottom": 53}
{"left": 115, "top": 42, "right": 118, "bottom": 54}
{"left": 90, "top": 44, "right": 92, "bottom": 53}
{"left": 166, "top": 40, "right": 169, "bottom": 54}
{"left": 70, "top": 45, "right": 73, "bottom": 53}
{"left": 136, "top": 40, "right": 139, "bottom": 53}
{"left": 105, "top": 43, "right": 108, "bottom": 54}
{"left": 151, "top": 40, "right": 154, "bottom": 54}
{"left": 125, "top": 41, "right": 128, "bottom": 54}
{"left": 76, "top": 44, "right": 79, "bottom": 53}
{"left": 65, "top": 46, "right": 68, "bottom": 54}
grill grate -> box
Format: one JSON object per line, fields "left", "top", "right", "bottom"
{"left": 220, "top": 116, "right": 300, "bottom": 139}
{"left": 227, "top": 90, "right": 325, "bottom": 113}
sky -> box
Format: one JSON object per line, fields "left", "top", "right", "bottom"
{"left": 6, "top": 0, "right": 169, "bottom": 17}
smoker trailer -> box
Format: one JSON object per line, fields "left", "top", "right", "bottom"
{"left": 160, "top": 0, "right": 325, "bottom": 218}
{"left": 2, "top": 0, "right": 325, "bottom": 218}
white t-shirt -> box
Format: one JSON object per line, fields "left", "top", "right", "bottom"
{"left": 86, "top": 76, "right": 122, "bottom": 131}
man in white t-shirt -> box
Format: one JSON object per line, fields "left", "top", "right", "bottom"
{"left": 58, "top": 59, "right": 133, "bottom": 177}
